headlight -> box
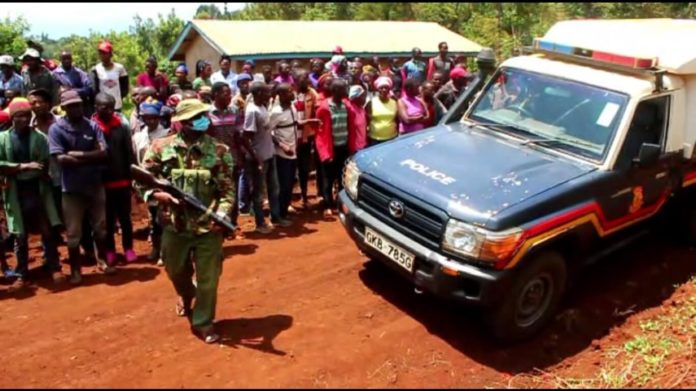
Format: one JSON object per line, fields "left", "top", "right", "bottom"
{"left": 442, "top": 219, "right": 523, "bottom": 266}
{"left": 343, "top": 158, "right": 361, "bottom": 200}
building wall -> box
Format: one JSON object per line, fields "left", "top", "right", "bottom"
{"left": 183, "top": 34, "right": 240, "bottom": 81}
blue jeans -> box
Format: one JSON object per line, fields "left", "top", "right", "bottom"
{"left": 246, "top": 158, "right": 281, "bottom": 227}
{"left": 275, "top": 156, "right": 297, "bottom": 219}
{"left": 238, "top": 168, "right": 252, "bottom": 213}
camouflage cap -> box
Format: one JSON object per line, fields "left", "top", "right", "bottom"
{"left": 172, "top": 98, "right": 210, "bottom": 122}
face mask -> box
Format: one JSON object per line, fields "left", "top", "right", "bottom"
{"left": 191, "top": 116, "right": 210, "bottom": 132}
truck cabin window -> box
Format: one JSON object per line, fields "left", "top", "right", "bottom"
{"left": 466, "top": 68, "right": 629, "bottom": 162}
{"left": 615, "top": 96, "right": 669, "bottom": 170}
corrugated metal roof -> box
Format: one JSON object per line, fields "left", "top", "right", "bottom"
{"left": 169, "top": 20, "right": 483, "bottom": 60}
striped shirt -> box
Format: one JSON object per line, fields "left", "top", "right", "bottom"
{"left": 209, "top": 105, "right": 243, "bottom": 161}
{"left": 329, "top": 100, "right": 348, "bottom": 147}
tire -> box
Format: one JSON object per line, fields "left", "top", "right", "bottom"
{"left": 484, "top": 251, "right": 567, "bottom": 342}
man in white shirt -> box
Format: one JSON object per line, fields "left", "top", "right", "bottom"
{"left": 90, "top": 41, "right": 129, "bottom": 111}
{"left": 243, "top": 81, "right": 289, "bottom": 233}
{"left": 131, "top": 100, "right": 169, "bottom": 265}
{"left": 210, "top": 55, "right": 238, "bottom": 97}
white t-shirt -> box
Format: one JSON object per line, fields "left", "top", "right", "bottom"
{"left": 95, "top": 62, "right": 128, "bottom": 110}
{"left": 270, "top": 104, "right": 298, "bottom": 160}
{"left": 243, "top": 101, "right": 275, "bottom": 162}
{"left": 132, "top": 124, "right": 169, "bottom": 166}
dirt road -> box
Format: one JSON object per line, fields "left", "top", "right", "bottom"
{"left": 1, "top": 192, "right": 695, "bottom": 388}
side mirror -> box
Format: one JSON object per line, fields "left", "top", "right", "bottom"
{"left": 633, "top": 143, "right": 661, "bottom": 168}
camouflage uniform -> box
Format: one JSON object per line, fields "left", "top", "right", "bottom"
{"left": 142, "top": 131, "right": 235, "bottom": 332}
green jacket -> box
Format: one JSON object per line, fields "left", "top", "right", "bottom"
{"left": 142, "top": 132, "right": 235, "bottom": 235}
{"left": 0, "top": 128, "right": 61, "bottom": 235}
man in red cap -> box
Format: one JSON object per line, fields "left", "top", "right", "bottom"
{"left": 90, "top": 41, "right": 129, "bottom": 112}
{"left": 0, "top": 98, "right": 65, "bottom": 290}
{"left": 435, "top": 67, "right": 471, "bottom": 110}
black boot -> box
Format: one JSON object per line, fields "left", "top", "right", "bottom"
{"left": 68, "top": 247, "right": 82, "bottom": 285}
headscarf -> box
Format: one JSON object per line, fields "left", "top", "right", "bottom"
{"left": 167, "top": 93, "right": 182, "bottom": 108}
{"left": 318, "top": 72, "right": 333, "bottom": 87}
{"left": 374, "top": 76, "right": 393, "bottom": 90}
{"left": 195, "top": 60, "right": 210, "bottom": 78}
{"left": 348, "top": 85, "right": 365, "bottom": 100}
{"left": 175, "top": 63, "right": 188, "bottom": 75}
{"left": 362, "top": 65, "right": 377, "bottom": 75}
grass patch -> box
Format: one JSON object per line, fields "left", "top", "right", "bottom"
{"left": 505, "top": 279, "right": 696, "bottom": 389}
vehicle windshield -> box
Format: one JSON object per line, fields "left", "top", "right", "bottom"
{"left": 465, "top": 67, "right": 629, "bottom": 161}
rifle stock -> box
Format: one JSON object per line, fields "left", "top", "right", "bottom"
{"left": 130, "top": 164, "right": 237, "bottom": 232}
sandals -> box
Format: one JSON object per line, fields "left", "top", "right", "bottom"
{"left": 175, "top": 297, "right": 193, "bottom": 318}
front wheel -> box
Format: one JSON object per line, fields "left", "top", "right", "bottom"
{"left": 484, "top": 251, "right": 567, "bottom": 342}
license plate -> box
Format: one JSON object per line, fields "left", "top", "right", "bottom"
{"left": 364, "top": 227, "right": 415, "bottom": 273}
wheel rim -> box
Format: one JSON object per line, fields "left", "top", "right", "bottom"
{"left": 515, "top": 272, "right": 554, "bottom": 328}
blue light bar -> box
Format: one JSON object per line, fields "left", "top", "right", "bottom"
{"left": 533, "top": 38, "right": 574, "bottom": 55}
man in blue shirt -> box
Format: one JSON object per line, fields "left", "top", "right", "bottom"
{"left": 48, "top": 89, "right": 115, "bottom": 284}
{"left": 0, "top": 55, "right": 24, "bottom": 108}
{"left": 400, "top": 47, "right": 426, "bottom": 92}
{"left": 53, "top": 50, "right": 94, "bottom": 115}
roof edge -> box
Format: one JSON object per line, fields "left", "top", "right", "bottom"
{"left": 226, "top": 51, "right": 480, "bottom": 61}
{"left": 167, "top": 20, "right": 226, "bottom": 61}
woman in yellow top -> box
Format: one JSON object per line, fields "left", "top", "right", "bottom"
{"left": 366, "top": 76, "right": 399, "bottom": 146}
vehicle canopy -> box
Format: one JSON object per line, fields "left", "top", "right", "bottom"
{"left": 540, "top": 18, "right": 696, "bottom": 75}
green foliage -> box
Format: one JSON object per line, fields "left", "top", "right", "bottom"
{"left": 0, "top": 16, "right": 30, "bottom": 58}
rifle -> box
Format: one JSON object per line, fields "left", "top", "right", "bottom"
{"left": 130, "top": 164, "right": 237, "bottom": 232}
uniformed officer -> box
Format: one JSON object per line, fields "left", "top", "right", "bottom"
{"left": 142, "top": 98, "right": 235, "bottom": 344}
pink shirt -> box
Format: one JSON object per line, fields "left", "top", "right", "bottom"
{"left": 347, "top": 101, "right": 368, "bottom": 154}
{"left": 398, "top": 95, "right": 427, "bottom": 134}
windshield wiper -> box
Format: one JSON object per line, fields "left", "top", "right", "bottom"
{"left": 465, "top": 120, "right": 528, "bottom": 135}
{"left": 523, "top": 135, "right": 598, "bottom": 150}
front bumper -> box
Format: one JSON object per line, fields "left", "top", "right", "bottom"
{"left": 337, "top": 190, "right": 514, "bottom": 307}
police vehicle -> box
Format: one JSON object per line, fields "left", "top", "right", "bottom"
{"left": 337, "top": 19, "right": 696, "bottom": 341}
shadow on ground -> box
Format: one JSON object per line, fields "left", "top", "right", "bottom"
{"left": 0, "top": 265, "right": 161, "bottom": 300}
{"left": 358, "top": 231, "right": 696, "bottom": 374}
{"left": 215, "top": 314, "right": 293, "bottom": 356}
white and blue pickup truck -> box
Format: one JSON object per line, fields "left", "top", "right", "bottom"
{"left": 337, "top": 19, "right": 696, "bottom": 341}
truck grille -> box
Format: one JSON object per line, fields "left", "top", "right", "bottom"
{"left": 358, "top": 176, "right": 448, "bottom": 249}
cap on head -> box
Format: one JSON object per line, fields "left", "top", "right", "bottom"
{"left": 98, "top": 41, "right": 113, "bottom": 53}
{"left": 8, "top": 98, "right": 32, "bottom": 118}
{"left": 19, "top": 48, "right": 41, "bottom": 61}
{"left": 172, "top": 99, "right": 210, "bottom": 122}
{"left": 0, "top": 55, "right": 14, "bottom": 66}
{"left": 140, "top": 100, "right": 163, "bottom": 117}
{"left": 60, "top": 89, "right": 83, "bottom": 106}
{"left": 450, "top": 67, "right": 470, "bottom": 80}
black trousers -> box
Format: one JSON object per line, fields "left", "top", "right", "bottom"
{"left": 276, "top": 156, "right": 297, "bottom": 219}
{"left": 105, "top": 187, "right": 133, "bottom": 252}
{"left": 320, "top": 145, "right": 349, "bottom": 210}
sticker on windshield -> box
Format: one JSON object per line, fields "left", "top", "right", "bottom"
{"left": 596, "top": 102, "right": 620, "bottom": 127}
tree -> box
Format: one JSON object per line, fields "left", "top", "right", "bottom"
{"left": 195, "top": 4, "right": 224, "bottom": 20}
{"left": 0, "top": 16, "right": 30, "bottom": 57}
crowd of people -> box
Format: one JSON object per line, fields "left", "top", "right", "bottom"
{"left": 0, "top": 39, "right": 473, "bottom": 342}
